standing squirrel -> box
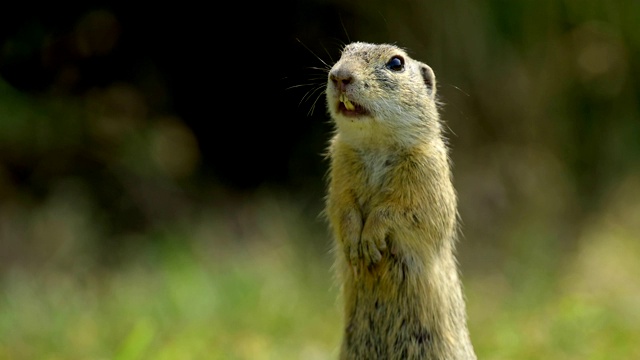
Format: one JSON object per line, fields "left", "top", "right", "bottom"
{"left": 324, "top": 42, "right": 476, "bottom": 359}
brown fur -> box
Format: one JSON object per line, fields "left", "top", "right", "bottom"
{"left": 324, "top": 42, "right": 476, "bottom": 359}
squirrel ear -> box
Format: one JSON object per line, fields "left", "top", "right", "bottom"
{"left": 419, "top": 63, "right": 437, "bottom": 98}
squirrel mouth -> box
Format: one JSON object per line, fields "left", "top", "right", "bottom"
{"left": 338, "top": 93, "right": 369, "bottom": 117}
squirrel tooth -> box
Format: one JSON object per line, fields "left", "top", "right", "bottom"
{"left": 339, "top": 93, "right": 355, "bottom": 111}
{"left": 344, "top": 99, "right": 355, "bottom": 111}
{"left": 339, "top": 93, "right": 356, "bottom": 111}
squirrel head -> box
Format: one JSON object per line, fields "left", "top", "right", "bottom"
{"left": 326, "top": 42, "right": 441, "bottom": 148}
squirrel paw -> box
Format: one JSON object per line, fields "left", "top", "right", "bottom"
{"left": 347, "top": 225, "right": 387, "bottom": 268}
{"left": 358, "top": 209, "right": 390, "bottom": 268}
{"left": 346, "top": 231, "right": 387, "bottom": 271}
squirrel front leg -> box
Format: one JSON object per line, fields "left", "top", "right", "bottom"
{"left": 359, "top": 207, "right": 391, "bottom": 267}
{"left": 337, "top": 207, "right": 398, "bottom": 272}
{"left": 331, "top": 200, "right": 405, "bottom": 274}
{"left": 335, "top": 207, "right": 364, "bottom": 276}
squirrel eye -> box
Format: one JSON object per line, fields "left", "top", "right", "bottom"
{"left": 386, "top": 55, "right": 405, "bottom": 71}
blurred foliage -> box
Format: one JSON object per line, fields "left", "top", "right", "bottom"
{"left": 1, "top": 0, "right": 640, "bottom": 359}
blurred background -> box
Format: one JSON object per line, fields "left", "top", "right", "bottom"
{"left": 1, "top": 1, "right": 639, "bottom": 359}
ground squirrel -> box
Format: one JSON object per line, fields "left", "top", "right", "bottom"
{"left": 324, "top": 42, "right": 476, "bottom": 359}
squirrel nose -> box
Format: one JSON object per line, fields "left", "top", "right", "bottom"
{"left": 330, "top": 68, "right": 353, "bottom": 91}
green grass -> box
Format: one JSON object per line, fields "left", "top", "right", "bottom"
{"left": 1, "top": 195, "right": 639, "bottom": 359}
{"left": 0, "top": 239, "right": 341, "bottom": 360}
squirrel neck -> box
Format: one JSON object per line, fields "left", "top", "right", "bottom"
{"left": 332, "top": 111, "right": 442, "bottom": 152}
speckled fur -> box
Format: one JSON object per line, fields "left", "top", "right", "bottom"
{"left": 324, "top": 42, "right": 476, "bottom": 359}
